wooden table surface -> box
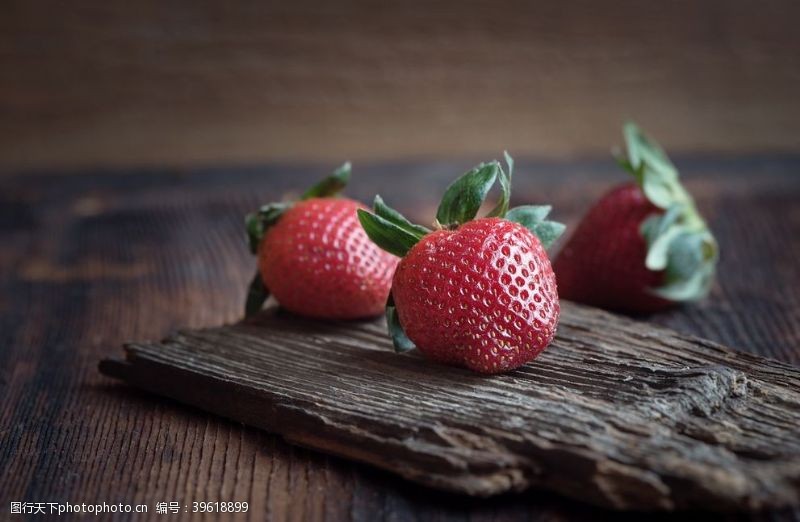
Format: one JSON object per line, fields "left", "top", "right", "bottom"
{"left": 1, "top": 155, "right": 799, "bottom": 520}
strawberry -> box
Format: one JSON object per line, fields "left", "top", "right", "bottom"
{"left": 358, "top": 154, "right": 565, "bottom": 374}
{"left": 553, "top": 123, "right": 718, "bottom": 314}
{"left": 244, "top": 163, "right": 398, "bottom": 319}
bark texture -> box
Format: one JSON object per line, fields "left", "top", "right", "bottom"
{"left": 101, "top": 301, "right": 800, "bottom": 511}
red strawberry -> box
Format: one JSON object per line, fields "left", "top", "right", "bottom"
{"left": 358, "top": 154, "right": 565, "bottom": 374}
{"left": 392, "top": 218, "right": 559, "bottom": 373}
{"left": 553, "top": 123, "right": 718, "bottom": 314}
{"left": 554, "top": 183, "right": 670, "bottom": 313}
{"left": 244, "top": 163, "right": 398, "bottom": 319}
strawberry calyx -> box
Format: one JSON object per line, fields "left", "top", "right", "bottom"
{"left": 357, "top": 153, "right": 565, "bottom": 352}
{"left": 385, "top": 292, "right": 415, "bottom": 353}
{"left": 243, "top": 162, "right": 352, "bottom": 317}
{"left": 616, "top": 122, "right": 718, "bottom": 302}
{"left": 358, "top": 153, "right": 564, "bottom": 257}
{"left": 245, "top": 162, "right": 351, "bottom": 254}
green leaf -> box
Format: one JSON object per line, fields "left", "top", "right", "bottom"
{"left": 503, "top": 150, "right": 514, "bottom": 179}
{"left": 259, "top": 202, "right": 290, "bottom": 220}
{"left": 614, "top": 155, "right": 644, "bottom": 184}
{"left": 645, "top": 224, "right": 690, "bottom": 271}
{"left": 651, "top": 262, "right": 714, "bottom": 301}
{"left": 623, "top": 122, "right": 677, "bottom": 180}
{"left": 642, "top": 203, "right": 690, "bottom": 270}
{"left": 645, "top": 223, "right": 718, "bottom": 303}
{"left": 301, "top": 162, "right": 351, "bottom": 199}
{"left": 507, "top": 205, "right": 552, "bottom": 224}
{"left": 244, "top": 272, "right": 270, "bottom": 318}
{"left": 641, "top": 168, "right": 683, "bottom": 209}
{"left": 373, "top": 195, "right": 430, "bottom": 237}
{"left": 487, "top": 152, "right": 514, "bottom": 218}
{"left": 386, "top": 293, "right": 415, "bottom": 353}
{"left": 245, "top": 202, "right": 290, "bottom": 254}
{"left": 639, "top": 214, "right": 662, "bottom": 246}
{"left": 654, "top": 203, "right": 685, "bottom": 237}
{"left": 664, "top": 232, "right": 706, "bottom": 280}
{"left": 530, "top": 222, "right": 567, "bottom": 250}
{"left": 357, "top": 209, "right": 422, "bottom": 258}
{"left": 620, "top": 122, "right": 694, "bottom": 210}
{"left": 245, "top": 213, "right": 265, "bottom": 254}
{"left": 506, "top": 205, "right": 565, "bottom": 249}
{"left": 436, "top": 161, "right": 500, "bottom": 227}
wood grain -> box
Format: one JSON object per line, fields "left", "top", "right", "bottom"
{"left": 1, "top": 157, "right": 800, "bottom": 520}
{"left": 100, "top": 302, "right": 800, "bottom": 511}
{"left": 2, "top": 0, "right": 800, "bottom": 170}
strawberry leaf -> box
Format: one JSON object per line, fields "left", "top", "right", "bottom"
{"left": 245, "top": 203, "right": 291, "bottom": 254}
{"left": 624, "top": 122, "right": 677, "bottom": 181}
{"left": 530, "top": 222, "right": 566, "bottom": 250}
{"left": 373, "top": 195, "right": 430, "bottom": 237}
{"left": 639, "top": 214, "right": 662, "bottom": 246}
{"left": 436, "top": 161, "right": 500, "bottom": 227}
{"left": 504, "top": 150, "right": 515, "bottom": 178}
{"left": 622, "top": 122, "right": 691, "bottom": 209}
{"left": 357, "top": 209, "right": 424, "bottom": 258}
{"left": 641, "top": 169, "right": 684, "bottom": 210}
{"left": 619, "top": 123, "right": 719, "bottom": 303}
{"left": 505, "top": 205, "right": 565, "bottom": 249}
{"left": 614, "top": 155, "right": 645, "bottom": 184}
{"left": 386, "top": 293, "right": 415, "bottom": 353}
{"left": 301, "top": 161, "right": 351, "bottom": 200}
{"left": 662, "top": 229, "right": 717, "bottom": 299}
{"left": 642, "top": 203, "right": 689, "bottom": 270}
{"left": 641, "top": 207, "right": 718, "bottom": 302}
{"left": 645, "top": 224, "right": 691, "bottom": 271}
{"left": 507, "top": 204, "right": 552, "bottom": 222}
{"left": 244, "top": 271, "right": 270, "bottom": 317}
{"left": 245, "top": 213, "right": 264, "bottom": 254}
{"left": 651, "top": 259, "right": 715, "bottom": 301}
{"left": 487, "top": 152, "right": 514, "bottom": 218}
{"left": 664, "top": 232, "right": 707, "bottom": 280}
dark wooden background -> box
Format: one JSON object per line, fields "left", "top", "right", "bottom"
{"left": 1, "top": 156, "right": 799, "bottom": 521}
{"left": 2, "top": 0, "right": 800, "bottom": 519}
{"left": 2, "top": 0, "right": 800, "bottom": 170}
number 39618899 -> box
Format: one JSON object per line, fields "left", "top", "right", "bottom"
{"left": 192, "top": 502, "right": 248, "bottom": 513}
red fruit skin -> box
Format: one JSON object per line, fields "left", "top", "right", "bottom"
{"left": 553, "top": 183, "right": 674, "bottom": 314}
{"left": 392, "top": 218, "right": 560, "bottom": 374}
{"left": 259, "top": 198, "right": 398, "bottom": 319}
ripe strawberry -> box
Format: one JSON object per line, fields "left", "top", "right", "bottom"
{"left": 553, "top": 123, "right": 718, "bottom": 314}
{"left": 244, "top": 163, "right": 398, "bottom": 319}
{"left": 554, "top": 183, "right": 668, "bottom": 313}
{"left": 358, "top": 154, "right": 565, "bottom": 374}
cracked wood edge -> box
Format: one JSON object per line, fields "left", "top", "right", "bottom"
{"left": 99, "top": 301, "right": 800, "bottom": 511}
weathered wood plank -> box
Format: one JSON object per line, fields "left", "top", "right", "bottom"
{"left": 100, "top": 301, "right": 800, "bottom": 512}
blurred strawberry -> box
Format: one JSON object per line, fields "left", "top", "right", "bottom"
{"left": 553, "top": 123, "right": 718, "bottom": 314}
{"left": 244, "top": 164, "right": 398, "bottom": 319}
